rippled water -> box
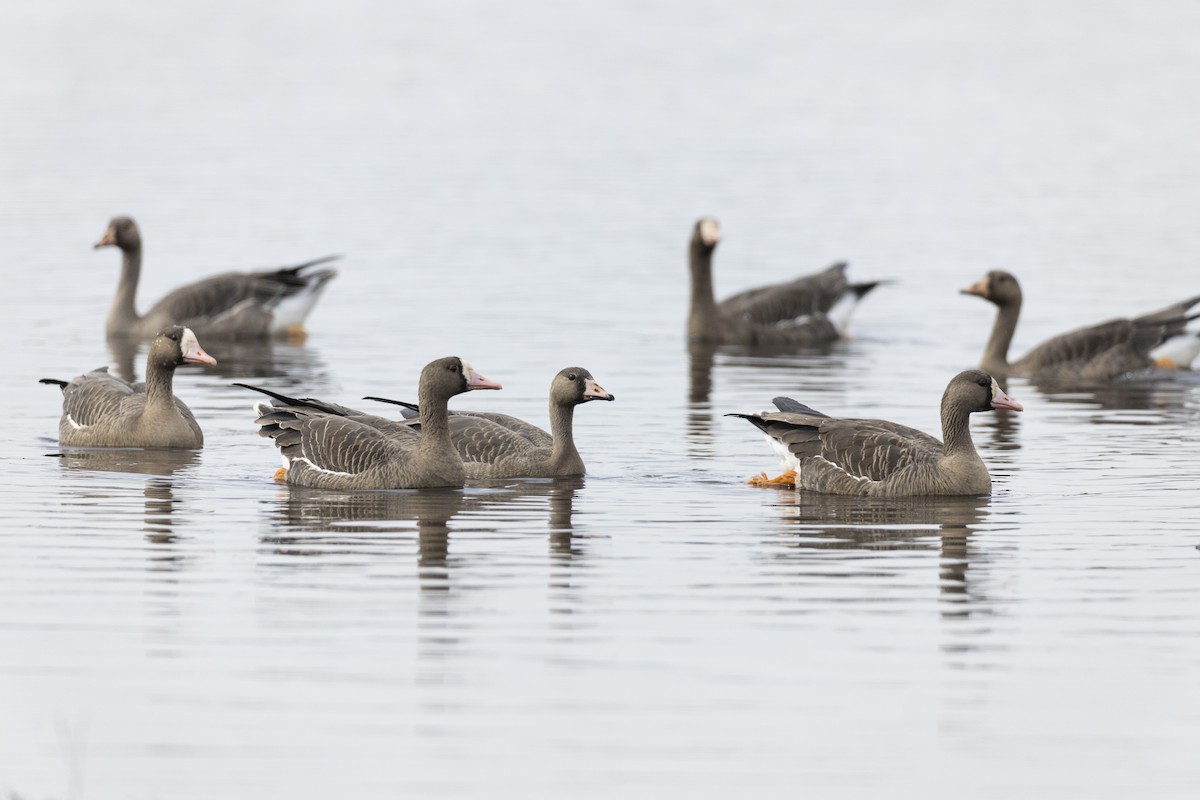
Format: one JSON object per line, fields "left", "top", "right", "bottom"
{"left": 3, "top": 1, "right": 1200, "bottom": 797}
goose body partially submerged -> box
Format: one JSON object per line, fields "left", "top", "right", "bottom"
{"left": 687, "top": 217, "right": 882, "bottom": 348}
{"left": 41, "top": 326, "right": 216, "bottom": 448}
{"left": 729, "top": 370, "right": 1022, "bottom": 497}
{"left": 96, "top": 216, "right": 339, "bottom": 341}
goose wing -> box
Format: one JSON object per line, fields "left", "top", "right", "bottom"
{"left": 255, "top": 406, "right": 417, "bottom": 477}
{"left": 59, "top": 367, "right": 140, "bottom": 429}
{"left": 1018, "top": 318, "right": 1159, "bottom": 378}
{"left": 446, "top": 414, "right": 545, "bottom": 464}
{"left": 718, "top": 262, "right": 849, "bottom": 325}
{"left": 145, "top": 257, "right": 340, "bottom": 330}
{"left": 813, "top": 418, "right": 942, "bottom": 482}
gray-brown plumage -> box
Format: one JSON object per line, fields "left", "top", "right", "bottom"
{"left": 365, "top": 367, "right": 615, "bottom": 478}
{"left": 97, "top": 216, "right": 339, "bottom": 340}
{"left": 728, "top": 370, "right": 1023, "bottom": 497}
{"left": 243, "top": 357, "right": 502, "bottom": 490}
{"left": 962, "top": 270, "right": 1200, "bottom": 382}
{"left": 687, "top": 217, "right": 882, "bottom": 348}
{"left": 40, "top": 326, "right": 217, "bottom": 448}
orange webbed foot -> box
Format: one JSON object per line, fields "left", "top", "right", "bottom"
{"left": 746, "top": 469, "right": 796, "bottom": 488}
{"left": 273, "top": 466, "right": 288, "bottom": 482}
{"left": 283, "top": 325, "right": 308, "bottom": 344}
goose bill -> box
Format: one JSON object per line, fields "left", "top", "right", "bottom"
{"left": 583, "top": 378, "right": 614, "bottom": 401}
{"left": 991, "top": 385, "right": 1023, "bottom": 412}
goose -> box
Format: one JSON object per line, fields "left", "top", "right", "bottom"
{"left": 687, "top": 217, "right": 882, "bottom": 347}
{"left": 96, "top": 216, "right": 339, "bottom": 341}
{"left": 363, "top": 367, "right": 615, "bottom": 478}
{"left": 962, "top": 270, "right": 1200, "bottom": 382}
{"left": 728, "top": 370, "right": 1023, "bottom": 497}
{"left": 243, "top": 357, "right": 502, "bottom": 490}
{"left": 40, "top": 326, "right": 216, "bottom": 448}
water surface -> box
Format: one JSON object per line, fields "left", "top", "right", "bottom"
{"left": 2, "top": 1, "right": 1200, "bottom": 798}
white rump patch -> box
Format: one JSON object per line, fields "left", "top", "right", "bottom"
{"left": 827, "top": 292, "right": 860, "bottom": 334}
{"left": 765, "top": 434, "right": 800, "bottom": 471}
{"left": 270, "top": 277, "right": 336, "bottom": 331}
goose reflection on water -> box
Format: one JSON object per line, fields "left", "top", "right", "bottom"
{"left": 1023, "top": 370, "right": 1200, "bottom": 417}
{"left": 264, "top": 478, "right": 588, "bottom": 583}
{"left": 759, "top": 491, "right": 999, "bottom": 620}
{"left": 50, "top": 447, "right": 201, "bottom": 553}
{"left": 686, "top": 340, "right": 850, "bottom": 456}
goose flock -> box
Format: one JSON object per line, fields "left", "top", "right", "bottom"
{"left": 40, "top": 215, "right": 1200, "bottom": 497}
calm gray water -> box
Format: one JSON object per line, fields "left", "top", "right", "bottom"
{"left": 3, "top": 1, "right": 1200, "bottom": 797}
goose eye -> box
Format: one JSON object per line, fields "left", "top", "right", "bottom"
{"left": 168, "top": 332, "right": 179, "bottom": 341}
{"left": 449, "top": 364, "right": 459, "bottom": 373}
{"left": 567, "top": 373, "right": 577, "bottom": 381}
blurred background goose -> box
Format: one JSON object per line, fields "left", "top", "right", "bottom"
{"left": 687, "top": 217, "right": 882, "bottom": 348}
{"left": 242, "top": 357, "right": 501, "bottom": 490}
{"left": 40, "top": 326, "right": 216, "bottom": 448}
{"left": 728, "top": 370, "right": 1022, "bottom": 497}
{"left": 96, "top": 216, "right": 340, "bottom": 341}
{"left": 365, "top": 366, "right": 614, "bottom": 478}
{"left": 962, "top": 270, "right": 1200, "bottom": 382}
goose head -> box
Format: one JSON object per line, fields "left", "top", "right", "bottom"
{"left": 946, "top": 369, "right": 1023, "bottom": 414}
{"left": 692, "top": 217, "right": 722, "bottom": 252}
{"left": 95, "top": 216, "right": 141, "bottom": 252}
{"left": 151, "top": 326, "right": 217, "bottom": 369}
{"left": 422, "top": 357, "right": 502, "bottom": 400}
{"left": 961, "top": 270, "right": 1022, "bottom": 309}
{"left": 550, "top": 367, "right": 615, "bottom": 408}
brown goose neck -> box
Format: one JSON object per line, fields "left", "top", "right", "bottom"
{"left": 142, "top": 356, "right": 176, "bottom": 410}
{"left": 688, "top": 240, "right": 719, "bottom": 338}
{"left": 940, "top": 400, "right": 976, "bottom": 457}
{"left": 981, "top": 299, "right": 1020, "bottom": 372}
{"left": 109, "top": 243, "right": 143, "bottom": 330}
{"left": 416, "top": 387, "right": 453, "bottom": 454}
{"left": 548, "top": 400, "right": 582, "bottom": 471}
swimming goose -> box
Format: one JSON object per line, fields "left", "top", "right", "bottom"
{"left": 96, "top": 216, "right": 339, "bottom": 341}
{"left": 728, "top": 370, "right": 1023, "bottom": 497}
{"left": 687, "top": 217, "right": 882, "bottom": 347}
{"left": 364, "top": 367, "right": 615, "bottom": 478}
{"left": 962, "top": 270, "right": 1200, "bottom": 382}
{"left": 243, "top": 357, "right": 502, "bottom": 490}
{"left": 40, "top": 326, "right": 217, "bottom": 448}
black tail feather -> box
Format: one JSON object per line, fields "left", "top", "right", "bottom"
{"left": 363, "top": 396, "right": 420, "bottom": 418}
{"left": 233, "top": 382, "right": 347, "bottom": 416}
{"left": 39, "top": 378, "right": 67, "bottom": 388}
{"left": 771, "top": 396, "right": 828, "bottom": 416}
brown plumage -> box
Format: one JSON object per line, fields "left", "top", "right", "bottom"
{"left": 97, "top": 216, "right": 339, "bottom": 340}
{"left": 687, "top": 217, "right": 882, "bottom": 348}
{"left": 40, "top": 326, "right": 216, "bottom": 448}
{"left": 962, "top": 270, "right": 1200, "bottom": 382}
{"left": 365, "top": 367, "right": 615, "bottom": 478}
{"left": 242, "top": 357, "right": 502, "bottom": 490}
{"left": 729, "top": 370, "right": 1023, "bottom": 497}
